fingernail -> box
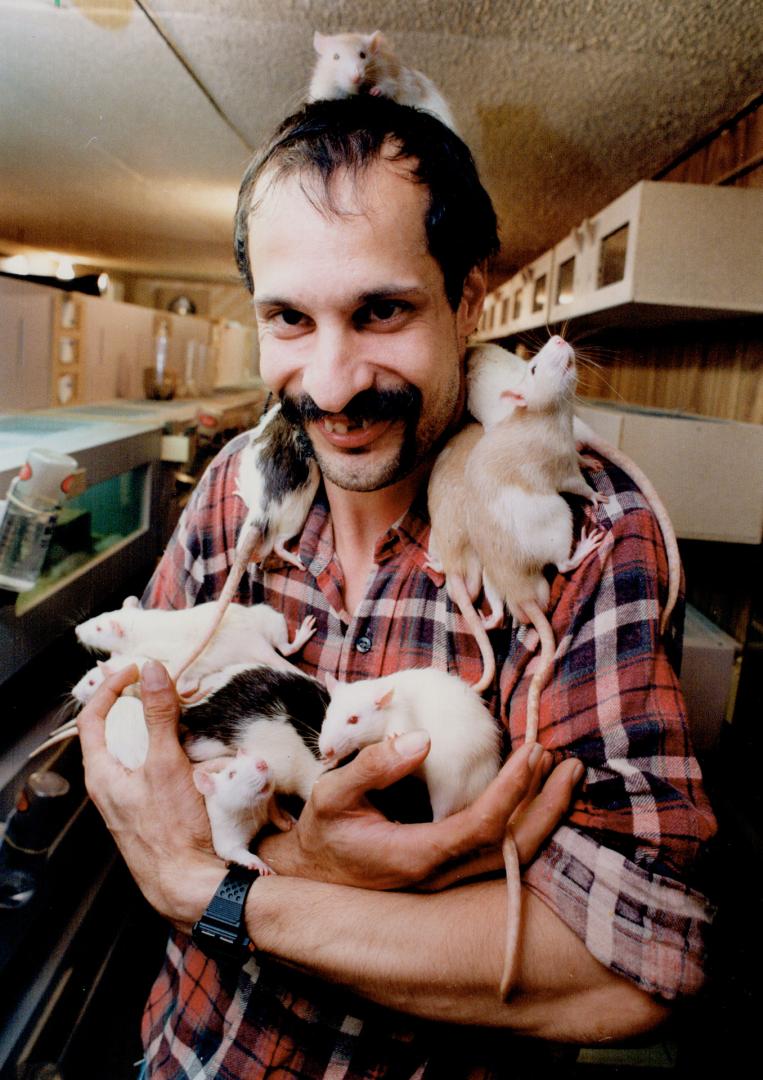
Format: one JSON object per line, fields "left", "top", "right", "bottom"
{"left": 571, "top": 760, "right": 585, "bottom": 782}
{"left": 394, "top": 731, "right": 430, "bottom": 757}
{"left": 142, "top": 660, "right": 170, "bottom": 690}
{"left": 528, "top": 743, "right": 543, "bottom": 769}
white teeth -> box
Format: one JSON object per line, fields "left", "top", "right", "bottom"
{"left": 360, "top": 419, "right": 370, "bottom": 430}
{"left": 332, "top": 421, "right": 348, "bottom": 434}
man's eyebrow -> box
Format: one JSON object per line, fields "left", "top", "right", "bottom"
{"left": 253, "top": 285, "right": 425, "bottom": 311}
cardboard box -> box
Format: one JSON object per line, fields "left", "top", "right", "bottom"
{"left": 576, "top": 400, "right": 763, "bottom": 544}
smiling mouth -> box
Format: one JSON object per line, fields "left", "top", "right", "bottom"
{"left": 322, "top": 418, "right": 371, "bottom": 435}
{"left": 316, "top": 416, "right": 396, "bottom": 449}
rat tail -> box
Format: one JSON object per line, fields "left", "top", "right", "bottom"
{"left": 171, "top": 521, "right": 263, "bottom": 694}
{"left": 448, "top": 573, "right": 496, "bottom": 694}
{"left": 523, "top": 600, "right": 556, "bottom": 745}
{"left": 573, "top": 419, "right": 680, "bottom": 636}
{"left": 499, "top": 826, "right": 523, "bottom": 998}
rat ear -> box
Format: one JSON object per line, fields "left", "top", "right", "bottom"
{"left": 109, "top": 619, "right": 125, "bottom": 638}
{"left": 368, "top": 30, "right": 385, "bottom": 52}
{"left": 122, "top": 595, "right": 139, "bottom": 609}
{"left": 313, "top": 30, "right": 326, "bottom": 53}
{"left": 375, "top": 688, "right": 395, "bottom": 710}
{"left": 325, "top": 672, "right": 339, "bottom": 695}
{"left": 192, "top": 767, "right": 216, "bottom": 796}
{"left": 500, "top": 389, "right": 526, "bottom": 408}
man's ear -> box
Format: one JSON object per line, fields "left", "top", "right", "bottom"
{"left": 457, "top": 263, "right": 488, "bottom": 344}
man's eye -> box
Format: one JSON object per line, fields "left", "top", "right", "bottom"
{"left": 278, "top": 309, "right": 304, "bottom": 326}
{"left": 359, "top": 300, "right": 406, "bottom": 324}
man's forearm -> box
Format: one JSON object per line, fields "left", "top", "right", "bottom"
{"left": 245, "top": 874, "right": 669, "bottom": 1043}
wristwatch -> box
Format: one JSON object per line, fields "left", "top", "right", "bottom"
{"left": 191, "top": 865, "right": 259, "bottom": 963}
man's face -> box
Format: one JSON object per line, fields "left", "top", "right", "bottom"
{"left": 249, "top": 155, "right": 484, "bottom": 492}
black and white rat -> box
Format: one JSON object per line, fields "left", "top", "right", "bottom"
{"left": 308, "top": 30, "right": 457, "bottom": 132}
{"left": 168, "top": 404, "right": 320, "bottom": 697}
{"left": 184, "top": 667, "right": 331, "bottom": 871}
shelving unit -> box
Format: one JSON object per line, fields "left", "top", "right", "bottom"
{"left": 475, "top": 181, "right": 763, "bottom": 338}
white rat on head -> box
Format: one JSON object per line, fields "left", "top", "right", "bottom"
{"left": 308, "top": 30, "right": 457, "bottom": 132}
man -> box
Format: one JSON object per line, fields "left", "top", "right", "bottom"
{"left": 79, "top": 98, "right": 716, "bottom": 1078}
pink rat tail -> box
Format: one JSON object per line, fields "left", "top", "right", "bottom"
{"left": 170, "top": 522, "right": 263, "bottom": 695}
{"left": 522, "top": 599, "right": 556, "bottom": 745}
{"left": 447, "top": 572, "right": 496, "bottom": 694}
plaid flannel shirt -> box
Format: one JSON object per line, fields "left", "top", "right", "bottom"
{"left": 140, "top": 427, "right": 717, "bottom": 1079}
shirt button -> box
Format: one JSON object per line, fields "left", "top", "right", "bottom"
{"left": 355, "top": 635, "right": 372, "bottom": 654}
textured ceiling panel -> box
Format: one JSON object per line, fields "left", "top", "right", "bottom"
{"left": 0, "top": 0, "right": 760, "bottom": 282}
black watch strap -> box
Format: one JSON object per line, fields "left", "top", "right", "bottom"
{"left": 192, "top": 865, "right": 259, "bottom": 963}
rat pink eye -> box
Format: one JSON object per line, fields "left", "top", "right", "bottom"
{"left": 227, "top": 769, "right": 236, "bottom": 779}
{"left": 347, "top": 715, "right": 359, "bottom": 725}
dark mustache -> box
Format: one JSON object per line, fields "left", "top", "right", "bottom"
{"left": 280, "top": 386, "right": 421, "bottom": 426}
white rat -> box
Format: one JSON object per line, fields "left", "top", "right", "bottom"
{"left": 75, "top": 599, "right": 316, "bottom": 697}
{"left": 319, "top": 668, "right": 500, "bottom": 821}
{"left": 308, "top": 30, "right": 457, "bottom": 132}
{"left": 192, "top": 752, "right": 279, "bottom": 874}
{"left": 318, "top": 666, "right": 521, "bottom": 998}
{"left": 426, "top": 423, "right": 496, "bottom": 692}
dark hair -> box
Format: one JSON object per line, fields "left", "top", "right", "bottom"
{"left": 234, "top": 96, "right": 500, "bottom": 310}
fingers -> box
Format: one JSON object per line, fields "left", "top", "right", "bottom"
{"left": 313, "top": 730, "right": 431, "bottom": 814}
{"left": 426, "top": 741, "right": 542, "bottom": 860}
{"left": 77, "top": 665, "right": 139, "bottom": 761}
{"left": 139, "top": 661, "right": 184, "bottom": 763}
{"left": 512, "top": 757, "right": 585, "bottom": 864}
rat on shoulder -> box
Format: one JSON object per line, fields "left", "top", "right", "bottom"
{"left": 426, "top": 423, "right": 497, "bottom": 692}
{"left": 308, "top": 30, "right": 457, "bottom": 132}
{"left": 163, "top": 404, "right": 320, "bottom": 697}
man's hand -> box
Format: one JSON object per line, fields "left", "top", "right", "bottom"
{"left": 258, "top": 732, "right": 583, "bottom": 889}
{"left": 77, "top": 661, "right": 223, "bottom": 932}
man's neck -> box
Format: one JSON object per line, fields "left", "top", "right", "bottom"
{"left": 324, "top": 464, "right": 428, "bottom": 618}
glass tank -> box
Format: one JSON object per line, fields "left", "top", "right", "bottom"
{"left": 15, "top": 463, "right": 148, "bottom": 612}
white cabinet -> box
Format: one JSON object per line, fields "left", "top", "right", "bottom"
{"left": 0, "top": 278, "right": 55, "bottom": 409}
{"left": 476, "top": 181, "right": 763, "bottom": 339}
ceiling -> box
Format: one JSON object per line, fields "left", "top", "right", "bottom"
{"left": 1, "top": 0, "right": 761, "bottom": 287}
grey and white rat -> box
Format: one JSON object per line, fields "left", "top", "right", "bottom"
{"left": 308, "top": 30, "right": 457, "bottom": 132}
{"left": 426, "top": 423, "right": 496, "bottom": 692}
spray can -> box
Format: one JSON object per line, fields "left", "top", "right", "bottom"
{"left": 0, "top": 448, "right": 82, "bottom": 592}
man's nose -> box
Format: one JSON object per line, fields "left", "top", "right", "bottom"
{"left": 300, "top": 326, "right": 374, "bottom": 414}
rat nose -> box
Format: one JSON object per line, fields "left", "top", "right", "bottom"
{"left": 300, "top": 326, "right": 374, "bottom": 414}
